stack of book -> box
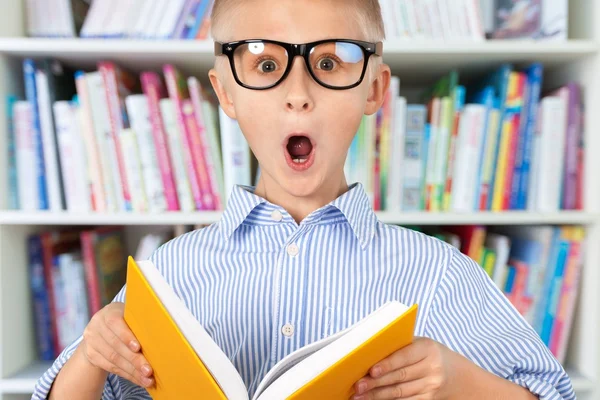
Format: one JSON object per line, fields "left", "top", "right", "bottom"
{"left": 25, "top": 0, "right": 569, "bottom": 42}
{"left": 418, "top": 224, "right": 583, "bottom": 364}
{"left": 346, "top": 65, "right": 584, "bottom": 212}
{"left": 9, "top": 59, "right": 253, "bottom": 213}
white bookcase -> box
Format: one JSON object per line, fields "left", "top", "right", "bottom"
{"left": 0, "top": 0, "right": 599, "bottom": 399}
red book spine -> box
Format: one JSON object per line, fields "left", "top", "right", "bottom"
{"left": 81, "top": 231, "right": 102, "bottom": 316}
{"left": 40, "top": 233, "right": 60, "bottom": 357}
{"left": 163, "top": 65, "right": 209, "bottom": 209}
{"left": 98, "top": 62, "right": 132, "bottom": 211}
{"left": 140, "top": 72, "right": 181, "bottom": 211}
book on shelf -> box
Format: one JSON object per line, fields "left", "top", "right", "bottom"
{"left": 23, "top": 0, "right": 568, "bottom": 41}
{"left": 27, "top": 226, "right": 175, "bottom": 360}
{"left": 421, "top": 223, "right": 584, "bottom": 364}
{"left": 124, "top": 257, "right": 418, "bottom": 399}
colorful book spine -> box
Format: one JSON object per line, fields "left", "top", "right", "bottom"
{"left": 195, "top": 0, "right": 214, "bottom": 39}
{"left": 185, "top": 0, "right": 210, "bottom": 39}
{"left": 442, "top": 86, "right": 465, "bottom": 211}
{"left": 182, "top": 99, "right": 215, "bottom": 210}
{"left": 188, "top": 77, "right": 223, "bottom": 210}
{"left": 98, "top": 61, "right": 135, "bottom": 211}
{"left": 516, "top": 63, "right": 543, "bottom": 209}
{"left": 478, "top": 109, "right": 500, "bottom": 210}
{"left": 502, "top": 72, "right": 526, "bottom": 210}
{"left": 23, "top": 58, "right": 48, "bottom": 209}
{"left": 118, "top": 128, "right": 148, "bottom": 212}
{"left": 379, "top": 86, "right": 393, "bottom": 211}
{"left": 14, "top": 101, "right": 39, "bottom": 210}
{"left": 549, "top": 227, "right": 584, "bottom": 362}
{"left": 161, "top": 67, "right": 205, "bottom": 209}
{"left": 140, "top": 71, "right": 180, "bottom": 211}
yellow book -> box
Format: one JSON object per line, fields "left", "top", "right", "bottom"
{"left": 124, "top": 257, "right": 418, "bottom": 400}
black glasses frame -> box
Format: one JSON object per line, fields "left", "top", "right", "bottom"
{"left": 214, "top": 38, "right": 383, "bottom": 90}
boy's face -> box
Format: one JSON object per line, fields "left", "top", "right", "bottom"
{"left": 209, "top": 0, "right": 390, "bottom": 200}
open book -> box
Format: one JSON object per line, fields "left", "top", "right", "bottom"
{"left": 123, "top": 257, "right": 418, "bottom": 399}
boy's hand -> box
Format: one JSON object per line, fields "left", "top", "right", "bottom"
{"left": 352, "top": 337, "right": 458, "bottom": 399}
{"left": 80, "top": 302, "right": 154, "bottom": 389}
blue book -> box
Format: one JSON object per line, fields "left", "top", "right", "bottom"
{"left": 28, "top": 235, "right": 56, "bottom": 361}
{"left": 23, "top": 59, "right": 48, "bottom": 210}
{"left": 516, "top": 63, "right": 543, "bottom": 209}
{"left": 6, "top": 95, "right": 19, "bottom": 209}
{"left": 508, "top": 237, "right": 543, "bottom": 300}
{"left": 539, "top": 232, "right": 570, "bottom": 345}
{"left": 185, "top": 0, "right": 211, "bottom": 39}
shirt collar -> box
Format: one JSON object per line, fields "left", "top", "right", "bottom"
{"left": 219, "top": 182, "right": 378, "bottom": 249}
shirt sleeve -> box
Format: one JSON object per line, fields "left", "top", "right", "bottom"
{"left": 31, "top": 287, "right": 138, "bottom": 399}
{"left": 424, "top": 247, "right": 576, "bottom": 400}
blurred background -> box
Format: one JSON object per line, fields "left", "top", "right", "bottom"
{"left": 0, "top": 1, "right": 598, "bottom": 399}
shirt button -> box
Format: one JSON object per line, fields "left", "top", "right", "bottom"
{"left": 287, "top": 243, "right": 299, "bottom": 257}
{"left": 271, "top": 210, "right": 283, "bottom": 222}
{"left": 281, "top": 323, "right": 295, "bottom": 337}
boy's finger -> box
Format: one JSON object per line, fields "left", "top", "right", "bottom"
{"left": 355, "top": 360, "right": 429, "bottom": 394}
{"left": 369, "top": 339, "right": 428, "bottom": 378}
{"left": 103, "top": 313, "right": 141, "bottom": 352}
{"left": 87, "top": 337, "right": 154, "bottom": 388}
{"left": 353, "top": 378, "right": 427, "bottom": 400}
{"left": 100, "top": 321, "right": 153, "bottom": 377}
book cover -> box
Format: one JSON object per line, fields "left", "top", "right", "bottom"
{"left": 492, "top": 0, "right": 542, "bottom": 39}
{"left": 124, "top": 257, "right": 418, "bottom": 400}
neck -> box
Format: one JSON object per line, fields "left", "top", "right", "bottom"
{"left": 253, "top": 172, "right": 349, "bottom": 224}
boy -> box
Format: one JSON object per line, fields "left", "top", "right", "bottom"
{"left": 35, "top": 0, "right": 574, "bottom": 399}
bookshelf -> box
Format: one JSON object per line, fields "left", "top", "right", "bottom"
{"left": 0, "top": 1, "right": 599, "bottom": 400}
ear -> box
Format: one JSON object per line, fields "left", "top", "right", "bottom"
{"left": 364, "top": 63, "right": 391, "bottom": 116}
{"left": 208, "top": 67, "right": 237, "bottom": 119}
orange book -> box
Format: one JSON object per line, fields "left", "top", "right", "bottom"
{"left": 124, "top": 257, "right": 418, "bottom": 399}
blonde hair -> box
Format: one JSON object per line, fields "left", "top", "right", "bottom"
{"left": 211, "top": 0, "right": 385, "bottom": 80}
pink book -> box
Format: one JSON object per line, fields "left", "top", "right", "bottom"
{"left": 140, "top": 72, "right": 181, "bottom": 211}
{"left": 163, "top": 64, "right": 212, "bottom": 209}
{"left": 98, "top": 62, "right": 135, "bottom": 211}
{"left": 188, "top": 76, "right": 222, "bottom": 210}
{"left": 182, "top": 99, "right": 215, "bottom": 209}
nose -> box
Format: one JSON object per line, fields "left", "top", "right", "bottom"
{"left": 284, "top": 57, "right": 314, "bottom": 112}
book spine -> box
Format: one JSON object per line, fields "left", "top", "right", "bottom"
{"left": 98, "top": 62, "right": 132, "bottom": 211}
{"left": 125, "top": 94, "right": 167, "bottom": 213}
{"left": 119, "top": 128, "right": 148, "bottom": 212}
{"left": 563, "top": 83, "right": 581, "bottom": 210}
{"left": 188, "top": 77, "right": 222, "bottom": 209}
{"left": 195, "top": 0, "right": 214, "bottom": 40}
{"left": 23, "top": 59, "right": 48, "bottom": 209}
{"left": 81, "top": 231, "right": 102, "bottom": 316}
{"left": 424, "top": 98, "right": 440, "bottom": 211}
{"left": 162, "top": 66, "right": 206, "bottom": 209}
{"left": 182, "top": 99, "right": 215, "bottom": 210}
{"left": 576, "top": 106, "right": 585, "bottom": 210}
{"left": 28, "top": 235, "right": 56, "bottom": 360}
{"left": 502, "top": 113, "right": 520, "bottom": 210}
{"left": 517, "top": 64, "right": 543, "bottom": 209}
{"left": 140, "top": 72, "right": 181, "bottom": 211}
{"left": 186, "top": 0, "right": 210, "bottom": 39}
{"left": 14, "top": 101, "right": 39, "bottom": 210}
{"left": 6, "top": 96, "right": 19, "bottom": 209}
{"left": 402, "top": 105, "right": 427, "bottom": 211}
{"left": 40, "top": 233, "right": 60, "bottom": 356}
{"left": 160, "top": 98, "right": 195, "bottom": 212}
{"left": 172, "top": 0, "right": 197, "bottom": 38}
{"left": 74, "top": 71, "right": 105, "bottom": 211}
{"left": 508, "top": 73, "right": 527, "bottom": 209}
{"left": 373, "top": 107, "right": 383, "bottom": 210}
{"left": 479, "top": 110, "right": 500, "bottom": 210}
{"left": 549, "top": 228, "right": 582, "bottom": 361}
{"left": 53, "top": 101, "right": 79, "bottom": 212}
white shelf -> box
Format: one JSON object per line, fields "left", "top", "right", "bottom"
{"left": 0, "top": 38, "right": 595, "bottom": 84}
{"left": 0, "top": 361, "right": 52, "bottom": 394}
{"left": 0, "top": 361, "right": 594, "bottom": 395}
{"left": 0, "top": 210, "right": 596, "bottom": 226}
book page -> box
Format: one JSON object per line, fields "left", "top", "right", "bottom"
{"left": 253, "top": 328, "right": 350, "bottom": 399}
{"left": 138, "top": 260, "right": 249, "bottom": 400}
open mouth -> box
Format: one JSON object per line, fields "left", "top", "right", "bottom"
{"left": 286, "top": 135, "right": 313, "bottom": 163}
{"left": 284, "top": 135, "right": 316, "bottom": 171}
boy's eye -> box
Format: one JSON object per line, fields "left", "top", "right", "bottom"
{"left": 258, "top": 59, "right": 278, "bottom": 73}
{"left": 316, "top": 57, "right": 337, "bottom": 71}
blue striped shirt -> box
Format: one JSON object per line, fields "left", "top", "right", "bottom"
{"left": 33, "top": 183, "right": 574, "bottom": 399}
